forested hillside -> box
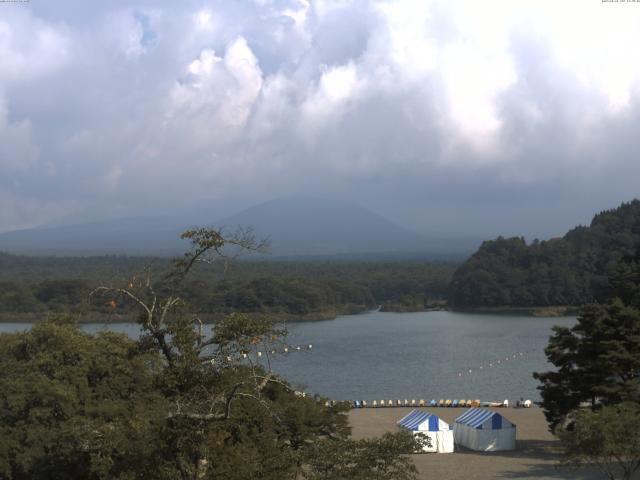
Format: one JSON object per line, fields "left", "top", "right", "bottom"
{"left": 0, "top": 254, "right": 454, "bottom": 320}
{"left": 450, "top": 200, "right": 640, "bottom": 307}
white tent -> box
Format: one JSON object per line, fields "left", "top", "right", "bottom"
{"left": 397, "top": 409, "right": 454, "bottom": 453}
{"left": 453, "top": 408, "right": 516, "bottom": 451}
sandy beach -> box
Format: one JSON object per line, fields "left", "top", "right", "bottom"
{"left": 349, "top": 407, "right": 637, "bottom": 480}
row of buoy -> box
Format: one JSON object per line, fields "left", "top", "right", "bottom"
{"left": 457, "top": 351, "right": 528, "bottom": 378}
{"left": 212, "top": 344, "right": 313, "bottom": 364}
{"left": 236, "top": 344, "right": 313, "bottom": 359}
{"left": 281, "top": 344, "right": 313, "bottom": 354}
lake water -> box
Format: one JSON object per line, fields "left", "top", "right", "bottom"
{"left": 0, "top": 310, "right": 575, "bottom": 404}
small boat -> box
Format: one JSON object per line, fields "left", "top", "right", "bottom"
{"left": 372, "top": 400, "right": 378, "bottom": 408}
{"left": 379, "top": 400, "right": 386, "bottom": 407}
{"left": 430, "top": 399, "right": 437, "bottom": 407}
{"left": 354, "top": 400, "right": 361, "bottom": 408}
{"left": 396, "top": 399, "right": 402, "bottom": 407}
{"left": 452, "top": 399, "right": 459, "bottom": 408}
{"left": 411, "top": 399, "right": 417, "bottom": 407}
{"left": 445, "top": 399, "right": 452, "bottom": 407}
{"left": 388, "top": 400, "right": 394, "bottom": 407}
{"left": 419, "top": 399, "right": 425, "bottom": 407}
{"left": 438, "top": 399, "right": 445, "bottom": 407}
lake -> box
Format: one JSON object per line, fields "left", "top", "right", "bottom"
{"left": 0, "top": 310, "right": 574, "bottom": 404}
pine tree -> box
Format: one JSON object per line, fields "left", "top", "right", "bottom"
{"left": 534, "top": 251, "right": 640, "bottom": 432}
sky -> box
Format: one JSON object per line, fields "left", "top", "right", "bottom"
{"left": 1, "top": 0, "right": 640, "bottom": 239}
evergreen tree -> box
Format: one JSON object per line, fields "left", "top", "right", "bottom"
{"left": 534, "top": 250, "right": 640, "bottom": 432}
{"left": 451, "top": 199, "right": 640, "bottom": 308}
{"left": 534, "top": 301, "right": 640, "bottom": 431}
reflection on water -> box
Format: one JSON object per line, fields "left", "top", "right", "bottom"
{"left": 0, "top": 310, "right": 574, "bottom": 403}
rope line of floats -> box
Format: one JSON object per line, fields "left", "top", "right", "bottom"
{"left": 227, "top": 345, "right": 538, "bottom": 381}
{"left": 456, "top": 349, "right": 538, "bottom": 378}
{"left": 216, "top": 344, "right": 313, "bottom": 362}
{"left": 247, "top": 343, "right": 313, "bottom": 358}
{"left": 227, "top": 344, "right": 539, "bottom": 409}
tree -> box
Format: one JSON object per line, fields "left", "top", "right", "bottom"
{"left": 450, "top": 199, "right": 640, "bottom": 308}
{"left": 0, "top": 318, "right": 165, "bottom": 479}
{"left": 609, "top": 248, "right": 640, "bottom": 308}
{"left": 303, "top": 431, "right": 423, "bottom": 480}
{"left": 535, "top": 251, "right": 640, "bottom": 478}
{"left": 533, "top": 300, "right": 640, "bottom": 432}
{"left": 559, "top": 402, "right": 640, "bottom": 480}
{"left": 0, "top": 227, "right": 422, "bottom": 479}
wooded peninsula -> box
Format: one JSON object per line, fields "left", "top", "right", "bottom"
{"left": 0, "top": 255, "right": 454, "bottom": 321}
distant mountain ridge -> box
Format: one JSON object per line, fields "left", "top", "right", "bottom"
{"left": 449, "top": 199, "right": 640, "bottom": 308}
{"left": 0, "top": 196, "right": 479, "bottom": 258}
{"left": 0, "top": 217, "right": 188, "bottom": 256}
{"left": 218, "top": 196, "right": 475, "bottom": 257}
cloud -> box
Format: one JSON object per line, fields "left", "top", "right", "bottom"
{"left": 0, "top": 10, "right": 70, "bottom": 83}
{"left": 0, "top": 8, "right": 69, "bottom": 222}
{"left": 103, "top": 9, "right": 160, "bottom": 60}
{"left": 0, "top": 97, "right": 39, "bottom": 173}
{"left": 169, "top": 37, "right": 263, "bottom": 131}
{"left": 1, "top": 0, "right": 640, "bottom": 237}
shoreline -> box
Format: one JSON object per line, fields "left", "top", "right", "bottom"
{"left": 0, "top": 305, "right": 580, "bottom": 324}
{"left": 449, "top": 305, "right": 580, "bottom": 317}
{"left": 0, "top": 308, "right": 373, "bottom": 324}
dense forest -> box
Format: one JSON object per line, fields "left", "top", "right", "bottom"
{"left": 0, "top": 253, "right": 455, "bottom": 320}
{"left": 0, "top": 228, "right": 422, "bottom": 479}
{"left": 6, "top": 199, "right": 639, "bottom": 317}
{"left": 450, "top": 200, "right": 640, "bottom": 308}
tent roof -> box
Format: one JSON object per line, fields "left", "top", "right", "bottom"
{"left": 455, "top": 408, "right": 515, "bottom": 430}
{"left": 397, "top": 409, "right": 450, "bottom": 431}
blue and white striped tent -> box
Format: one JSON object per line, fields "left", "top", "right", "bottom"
{"left": 453, "top": 408, "right": 516, "bottom": 451}
{"left": 397, "top": 410, "right": 454, "bottom": 453}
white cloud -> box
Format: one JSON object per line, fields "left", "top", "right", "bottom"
{"left": 533, "top": 0, "right": 640, "bottom": 113}
{"left": 282, "top": 0, "right": 310, "bottom": 30}
{"left": 0, "top": 10, "right": 69, "bottom": 185}
{"left": 0, "top": 11, "right": 69, "bottom": 84}
{"left": 169, "top": 37, "right": 263, "bottom": 134}
{"left": 302, "top": 62, "right": 364, "bottom": 123}
{"left": 104, "top": 10, "right": 152, "bottom": 60}
{"left": 194, "top": 8, "right": 214, "bottom": 32}
{"left": 2, "top": 0, "right": 640, "bottom": 235}
{"left": 0, "top": 97, "right": 39, "bottom": 172}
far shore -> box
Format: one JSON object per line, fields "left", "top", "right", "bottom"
{"left": 450, "top": 305, "right": 580, "bottom": 317}
{"left": 0, "top": 308, "right": 372, "bottom": 324}
{"left": 0, "top": 305, "right": 580, "bottom": 324}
